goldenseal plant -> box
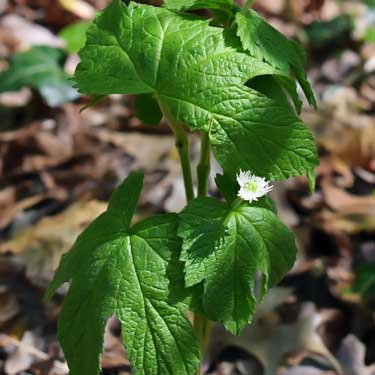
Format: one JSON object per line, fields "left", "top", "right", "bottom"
{"left": 46, "top": 1, "right": 319, "bottom": 374}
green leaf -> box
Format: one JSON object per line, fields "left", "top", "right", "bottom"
{"left": 0, "top": 46, "right": 79, "bottom": 107}
{"left": 304, "top": 15, "right": 353, "bottom": 49}
{"left": 134, "top": 93, "right": 163, "bottom": 124}
{"left": 74, "top": 0, "right": 281, "bottom": 95}
{"left": 164, "top": 0, "right": 234, "bottom": 12}
{"left": 163, "top": 0, "right": 238, "bottom": 25}
{"left": 74, "top": 0, "right": 318, "bottom": 180}
{"left": 59, "top": 21, "right": 91, "bottom": 53}
{"left": 206, "top": 84, "right": 319, "bottom": 179}
{"left": 307, "top": 169, "right": 316, "bottom": 193}
{"left": 47, "top": 172, "right": 200, "bottom": 375}
{"left": 178, "top": 197, "right": 296, "bottom": 334}
{"left": 252, "top": 196, "right": 277, "bottom": 213}
{"left": 247, "top": 74, "right": 302, "bottom": 113}
{"left": 215, "top": 172, "right": 237, "bottom": 203}
{"left": 235, "top": 9, "right": 316, "bottom": 108}
{"left": 79, "top": 94, "right": 106, "bottom": 112}
{"left": 364, "top": 0, "right": 375, "bottom": 8}
{"left": 364, "top": 27, "right": 375, "bottom": 44}
{"left": 351, "top": 263, "right": 375, "bottom": 298}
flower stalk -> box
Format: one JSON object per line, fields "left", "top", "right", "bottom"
{"left": 194, "top": 313, "right": 211, "bottom": 371}
{"left": 159, "top": 102, "right": 213, "bottom": 374}
{"left": 197, "top": 131, "right": 211, "bottom": 197}
{"left": 194, "top": 131, "right": 212, "bottom": 374}
{"left": 156, "top": 97, "right": 194, "bottom": 202}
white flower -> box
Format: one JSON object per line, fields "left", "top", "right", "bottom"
{"left": 236, "top": 170, "right": 273, "bottom": 203}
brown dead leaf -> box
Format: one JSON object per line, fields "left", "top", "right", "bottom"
{"left": 0, "top": 14, "right": 65, "bottom": 52}
{"left": 0, "top": 114, "right": 137, "bottom": 231}
{"left": 102, "top": 320, "right": 130, "bottom": 370}
{"left": 0, "top": 0, "right": 8, "bottom": 13}
{"left": 317, "top": 156, "right": 354, "bottom": 188}
{"left": 0, "top": 332, "right": 68, "bottom": 374}
{"left": 1, "top": 200, "right": 105, "bottom": 255}
{"left": 0, "top": 190, "right": 60, "bottom": 230}
{"left": 306, "top": 0, "right": 326, "bottom": 12}
{"left": 30, "top": 359, "right": 69, "bottom": 375}
{"left": 0, "top": 88, "right": 32, "bottom": 107}
{"left": 321, "top": 181, "right": 375, "bottom": 216}
{"left": 0, "top": 285, "right": 20, "bottom": 327}
{"left": 58, "top": 0, "right": 96, "bottom": 19}
{"left": 316, "top": 309, "right": 347, "bottom": 351}
{"left": 318, "top": 209, "right": 375, "bottom": 234}
{"left": 287, "top": 0, "right": 327, "bottom": 22}
{"left": 206, "top": 289, "right": 343, "bottom": 375}
{"left": 1, "top": 200, "right": 106, "bottom": 285}
{"left": 285, "top": 366, "right": 336, "bottom": 375}
{"left": 252, "top": 0, "right": 284, "bottom": 16}
{"left": 337, "top": 335, "right": 375, "bottom": 375}
{"left": 1, "top": 332, "right": 47, "bottom": 375}
{"left": 304, "top": 90, "right": 374, "bottom": 169}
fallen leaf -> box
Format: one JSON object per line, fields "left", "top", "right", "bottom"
{"left": 1, "top": 200, "right": 107, "bottom": 286}
{"left": 58, "top": 0, "right": 96, "bottom": 19}
{"left": 321, "top": 181, "right": 375, "bottom": 216}
{"left": 205, "top": 288, "right": 343, "bottom": 375}
{"left": 0, "top": 285, "right": 20, "bottom": 327}
{"left": 0, "top": 14, "right": 65, "bottom": 52}
{"left": 101, "top": 317, "right": 130, "bottom": 370}
{"left": 337, "top": 335, "right": 375, "bottom": 375}
{"left": 2, "top": 332, "right": 46, "bottom": 375}
{"left": 284, "top": 366, "right": 335, "bottom": 375}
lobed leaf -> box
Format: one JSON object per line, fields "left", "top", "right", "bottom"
{"left": 235, "top": 9, "right": 316, "bottom": 108}
{"left": 206, "top": 85, "right": 318, "bottom": 179}
{"left": 74, "top": 0, "right": 280, "bottom": 95}
{"left": 164, "top": 0, "right": 237, "bottom": 23}
{"left": 74, "top": 0, "right": 318, "bottom": 181}
{"left": 161, "top": 83, "right": 318, "bottom": 179}
{"left": 47, "top": 172, "right": 200, "bottom": 375}
{"left": 59, "top": 21, "right": 91, "bottom": 53}
{"left": 164, "top": 0, "right": 234, "bottom": 12}
{"left": 178, "top": 196, "right": 297, "bottom": 334}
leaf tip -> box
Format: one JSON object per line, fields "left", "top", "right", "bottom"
{"left": 307, "top": 169, "right": 316, "bottom": 194}
{"left": 107, "top": 171, "right": 145, "bottom": 229}
{"left": 224, "top": 318, "right": 248, "bottom": 336}
{"left": 44, "top": 282, "right": 59, "bottom": 302}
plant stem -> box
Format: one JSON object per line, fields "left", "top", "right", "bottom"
{"left": 157, "top": 98, "right": 212, "bottom": 375}
{"left": 197, "top": 131, "right": 211, "bottom": 197}
{"left": 194, "top": 314, "right": 211, "bottom": 374}
{"left": 175, "top": 130, "right": 194, "bottom": 202}
{"left": 195, "top": 131, "right": 212, "bottom": 375}
{"left": 156, "top": 98, "right": 194, "bottom": 202}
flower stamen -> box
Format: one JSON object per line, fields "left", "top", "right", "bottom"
{"left": 245, "top": 181, "right": 258, "bottom": 193}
